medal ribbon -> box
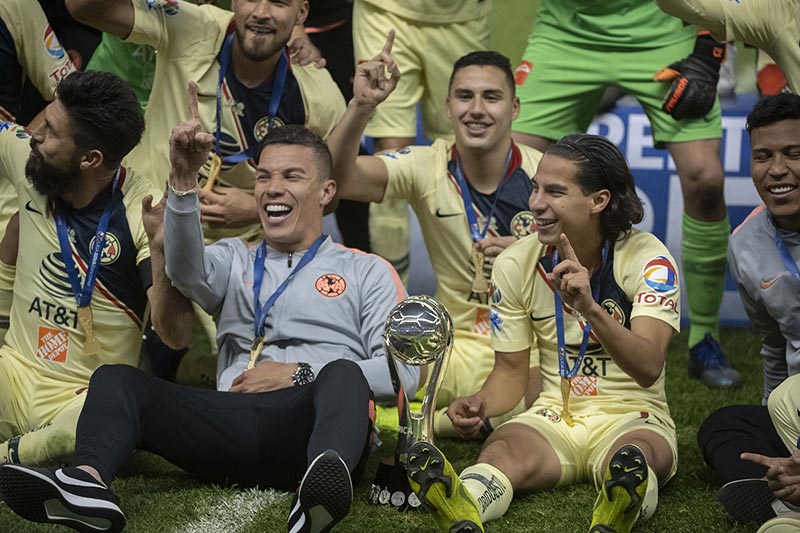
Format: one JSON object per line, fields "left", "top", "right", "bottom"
{"left": 552, "top": 242, "right": 609, "bottom": 379}
{"left": 252, "top": 235, "right": 326, "bottom": 341}
{"left": 55, "top": 168, "right": 121, "bottom": 309}
{"left": 215, "top": 33, "right": 289, "bottom": 163}
{"left": 451, "top": 146, "right": 514, "bottom": 243}
{"left": 772, "top": 217, "right": 800, "bottom": 283}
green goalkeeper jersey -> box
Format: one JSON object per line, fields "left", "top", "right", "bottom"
{"left": 535, "top": 0, "right": 697, "bottom": 49}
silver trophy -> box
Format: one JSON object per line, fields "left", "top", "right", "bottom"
{"left": 370, "top": 295, "right": 453, "bottom": 509}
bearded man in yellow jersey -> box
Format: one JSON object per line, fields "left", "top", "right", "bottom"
{"left": 0, "top": 71, "right": 192, "bottom": 467}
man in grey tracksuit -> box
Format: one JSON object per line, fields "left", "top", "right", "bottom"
{"left": 697, "top": 93, "right": 800, "bottom": 525}
{"left": 0, "top": 116, "right": 419, "bottom": 533}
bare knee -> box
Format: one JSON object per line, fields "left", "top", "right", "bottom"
{"left": 605, "top": 430, "right": 674, "bottom": 482}
{"left": 478, "top": 423, "right": 561, "bottom": 492}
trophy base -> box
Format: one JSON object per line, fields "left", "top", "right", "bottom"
{"left": 368, "top": 460, "right": 422, "bottom": 511}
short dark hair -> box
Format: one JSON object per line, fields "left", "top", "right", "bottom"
{"left": 547, "top": 133, "right": 644, "bottom": 242}
{"left": 746, "top": 93, "right": 800, "bottom": 133}
{"left": 260, "top": 125, "right": 332, "bottom": 180}
{"left": 56, "top": 71, "right": 144, "bottom": 169}
{"left": 448, "top": 51, "right": 515, "bottom": 97}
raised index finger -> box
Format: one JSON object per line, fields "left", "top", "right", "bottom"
{"left": 187, "top": 81, "right": 200, "bottom": 122}
{"left": 560, "top": 233, "right": 579, "bottom": 262}
{"left": 382, "top": 30, "right": 395, "bottom": 56}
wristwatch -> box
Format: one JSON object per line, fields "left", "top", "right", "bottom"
{"left": 293, "top": 362, "right": 315, "bottom": 386}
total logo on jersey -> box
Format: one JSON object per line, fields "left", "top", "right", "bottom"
{"left": 43, "top": 25, "right": 65, "bottom": 60}
{"left": 642, "top": 256, "right": 678, "bottom": 294}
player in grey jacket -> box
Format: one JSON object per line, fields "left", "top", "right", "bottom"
{"left": 697, "top": 93, "right": 800, "bottom": 525}
{"left": 0, "top": 88, "right": 419, "bottom": 533}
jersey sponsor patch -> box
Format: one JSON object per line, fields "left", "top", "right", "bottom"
{"left": 43, "top": 25, "right": 65, "bottom": 60}
{"left": 514, "top": 60, "right": 533, "bottom": 86}
{"left": 145, "top": 0, "right": 179, "bottom": 15}
{"left": 90, "top": 232, "right": 121, "bottom": 265}
{"left": 36, "top": 326, "right": 69, "bottom": 363}
{"left": 473, "top": 307, "right": 491, "bottom": 336}
{"left": 635, "top": 291, "right": 679, "bottom": 314}
{"left": 315, "top": 274, "right": 346, "bottom": 297}
{"left": 510, "top": 211, "right": 535, "bottom": 237}
{"left": 642, "top": 256, "right": 678, "bottom": 294}
{"left": 570, "top": 375, "right": 598, "bottom": 397}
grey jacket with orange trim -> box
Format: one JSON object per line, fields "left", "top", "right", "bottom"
{"left": 729, "top": 206, "right": 800, "bottom": 403}
{"left": 164, "top": 192, "right": 418, "bottom": 400}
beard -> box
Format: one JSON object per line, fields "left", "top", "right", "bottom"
{"left": 234, "top": 25, "right": 286, "bottom": 62}
{"left": 25, "top": 142, "right": 81, "bottom": 201}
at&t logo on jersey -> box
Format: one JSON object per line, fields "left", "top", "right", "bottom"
{"left": 43, "top": 25, "right": 65, "bottom": 60}
{"left": 642, "top": 256, "right": 678, "bottom": 294}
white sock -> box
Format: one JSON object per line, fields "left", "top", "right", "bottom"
{"left": 460, "top": 463, "right": 514, "bottom": 523}
{"left": 637, "top": 466, "right": 659, "bottom": 523}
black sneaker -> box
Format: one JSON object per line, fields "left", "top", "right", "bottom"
{"left": 287, "top": 450, "right": 352, "bottom": 533}
{"left": 0, "top": 464, "right": 125, "bottom": 533}
{"left": 719, "top": 478, "right": 782, "bottom": 524}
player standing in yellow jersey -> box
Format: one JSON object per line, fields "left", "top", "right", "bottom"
{"left": 0, "top": 70, "right": 192, "bottom": 467}
{"left": 408, "top": 134, "right": 680, "bottom": 533}
{"left": 353, "top": 0, "right": 492, "bottom": 282}
{"left": 329, "top": 39, "right": 543, "bottom": 435}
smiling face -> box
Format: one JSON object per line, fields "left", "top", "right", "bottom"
{"left": 529, "top": 154, "right": 607, "bottom": 253}
{"left": 254, "top": 143, "right": 335, "bottom": 251}
{"left": 446, "top": 65, "right": 519, "bottom": 155}
{"left": 25, "top": 99, "right": 83, "bottom": 200}
{"left": 231, "top": 0, "right": 307, "bottom": 63}
{"left": 750, "top": 119, "right": 800, "bottom": 232}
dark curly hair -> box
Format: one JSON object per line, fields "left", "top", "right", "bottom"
{"left": 546, "top": 133, "right": 644, "bottom": 242}
{"left": 56, "top": 70, "right": 144, "bottom": 169}
{"left": 746, "top": 93, "right": 800, "bottom": 133}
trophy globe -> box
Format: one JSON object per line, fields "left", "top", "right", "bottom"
{"left": 383, "top": 295, "right": 453, "bottom": 366}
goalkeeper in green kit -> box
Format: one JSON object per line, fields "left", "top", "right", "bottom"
{"left": 512, "top": 0, "right": 740, "bottom": 388}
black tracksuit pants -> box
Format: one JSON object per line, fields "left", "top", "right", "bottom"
{"left": 75, "top": 359, "right": 371, "bottom": 491}
{"left": 697, "top": 404, "right": 790, "bottom": 485}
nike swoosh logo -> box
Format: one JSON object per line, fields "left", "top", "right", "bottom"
{"left": 760, "top": 276, "right": 780, "bottom": 289}
{"left": 435, "top": 208, "right": 462, "bottom": 218}
{"left": 623, "top": 466, "right": 639, "bottom": 473}
{"left": 25, "top": 200, "right": 42, "bottom": 215}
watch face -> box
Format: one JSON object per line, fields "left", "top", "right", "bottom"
{"left": 293, "top": 364, "right": 314, "bottom": 386}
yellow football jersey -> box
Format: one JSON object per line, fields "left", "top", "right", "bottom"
{"left": 0, "top": 124, "right": 156, "bottom": 386}
{"left": 491, "top": 230, "right": 680, "bottom": 416}
{"left": 379, "top": 139, "right": 542, "bottom": 351}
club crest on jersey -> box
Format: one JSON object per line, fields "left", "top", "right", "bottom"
{"left": 315, "top": 274, "right": 346, "bottom": 297}
{"left": 90, "top": 232, "right": 121, "bottom": 265}
{"left": 601, "top": 298, "right": 626, "bottom": 325}
{"left": 510, "top": 211, "right": 535, "bottom": 238}
{"left": 642, "top": 256, "right": 678, "bottom": 294}
{"left": 43, "top": 25, "right": 65, "bottom": 60}
{"left": 254, "top": 116, "right": 285, "bottom": 142}
{"left": 534, "top": 408, "right": 561, "bottom": 423}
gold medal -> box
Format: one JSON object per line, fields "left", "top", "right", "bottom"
{"left": 560, "top": 376, "right": 574, "bottom": 427}
{"left": 471, "top": 247, "right": 489, "bottom": 293}
{"left": 77, "top": 306, "right": 101, "bottom": 356}
{"left": 203, "top": 153, "right": 222, "bottom": 192}
{"left": 248, "top": 336, "right": 264, "bottom": 370}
